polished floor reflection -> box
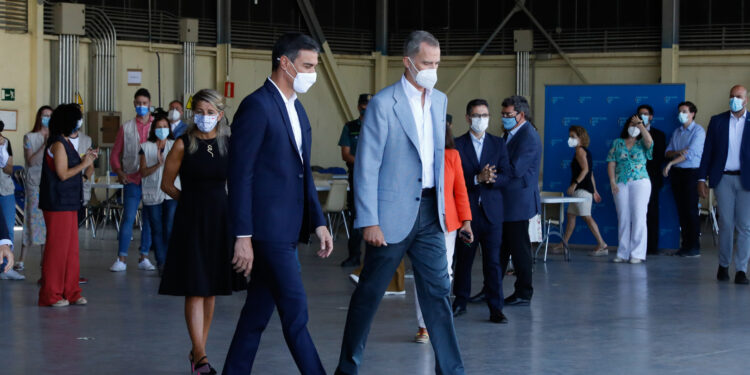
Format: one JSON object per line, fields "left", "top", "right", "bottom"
{"left": 1, "top": 228, "right": 747, "bottom": 374}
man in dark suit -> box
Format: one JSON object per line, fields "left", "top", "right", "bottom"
{"left": 698, "top": 85, "right": 750, "bottom": 284}
{"left": 452, "top": 98, "right": 511, "bottom": 323}
{"left": 223, "top": 33, "right": 333, "bottom": 375}
{"left": 499, "top": 95, "right": 541, "bottom": 307}
{"left": 638, "top": 104, "right": 667, "bottom": 255}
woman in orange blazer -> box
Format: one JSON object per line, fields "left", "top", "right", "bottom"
{"left": 413, "top": 123, "right": 474, "bottom": 343}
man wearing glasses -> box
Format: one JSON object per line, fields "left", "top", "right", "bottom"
{"left": 452, "top": 98, "right": 512, "bottom": 323}
{"left": 499, "top": 95, "right": 542, "bottom": 307}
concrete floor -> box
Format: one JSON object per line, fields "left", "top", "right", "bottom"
{"left": 1, "top": 226, "right": 748, "bottom": 375}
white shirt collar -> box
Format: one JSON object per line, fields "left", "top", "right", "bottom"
{"left": 268, "top": 77, "right": 297, "bottom": 104}
{"left": 471, "top": 131, "right": 485, "bottom": 143}
{"left": 732, "top": 110, "right": 748, "bottom": 121}
{"left": 400, "top": 74, "right": 432, "bottom": 101}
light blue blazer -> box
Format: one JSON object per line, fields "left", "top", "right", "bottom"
{"left": 353, "top": 79, "right": 447, "bottom": 244}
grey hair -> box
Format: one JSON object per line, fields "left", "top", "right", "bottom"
{"left": 187, "top": 89, "right": 231, "bottom": 156}
{"left": 403, "top": 30, "right": 440, "bottom": 57}
{"left": 501, "top": 95, "right": 532, "bottom": 121}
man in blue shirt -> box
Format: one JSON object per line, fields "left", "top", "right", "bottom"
{"left": 339, "top": 93, "right": 371, "bottom": 267}
{"left": 664, "top": 101, "right": 706, "bottom": 258}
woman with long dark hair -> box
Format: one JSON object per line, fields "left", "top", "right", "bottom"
{"left": 38, "top": 103, "right": 98, "bottom": 307}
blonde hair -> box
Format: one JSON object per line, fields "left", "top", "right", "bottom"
{"left": 187, "top": 89, "right": 231, "bottom": 156}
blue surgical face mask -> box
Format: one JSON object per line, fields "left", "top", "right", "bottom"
{"left": 730, "top": 97, "right": 745, "bottom": 112}
{"left": 155, "top": 128, "right": 170, "bottom": 140}
{"left": 678, "top": 112, "right": 689, "bottom": 125}
{"left": 502, "top": 116, "right": 518, "bottom": 130}
{"left": 135, "top": 105, "right": 150, "bottom": 117}
{"left": 75, "top": 119, "right": 82, "bottom": 130}
{"left": 640, "top": 114, "right": 650, "bottom": 125}
{"left": 41, "top": 116, "right": 50, "bottom": 127}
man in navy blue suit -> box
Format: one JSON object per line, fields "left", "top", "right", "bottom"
{"left": 223, "top": 33, "right": 334, "bottom": 375}
{"left": 452, "top": 98, "right": 511, "bottom": 323}
{"left": 499, "top": 95, "right": 542, "bottom": 306}
{"left": 698, "top": 85, "right": 750, "bottom": 285}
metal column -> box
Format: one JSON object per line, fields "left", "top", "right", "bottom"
{"left": 661, "top": 0, "right": 680, "bottom": 83}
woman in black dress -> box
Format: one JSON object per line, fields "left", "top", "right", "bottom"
{"left": 159, "top": 89, "right": 244, "bottom": 374}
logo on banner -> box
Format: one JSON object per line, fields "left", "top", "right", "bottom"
{"left": 590, "top": 116, "right": 608, "bottom": 127}
{"left": 561, "top": 160, "right": 572, "bottom": 169}
{"left": 577, "top": 96, "right": 592, "bottom": 104}
{"left": 551, "top": 96, "right": 565, "bottom": 104}
{"left": 606, "top": 96, "right": 620, "bottom": 104}
{"left": 634, "top": 96, "right": 650, "bottom": 104}
{"left": 664, "top": 95, "right": 679, "bottom": 104}
{"left": 550, "top": 138, "right": 564, "bottom": 146}
{"left": 562, "top": 116, "right": 581, "bottom": 126}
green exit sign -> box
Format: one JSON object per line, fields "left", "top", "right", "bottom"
{"left": 1, "top": 88, "right": 14, "bottom": 101}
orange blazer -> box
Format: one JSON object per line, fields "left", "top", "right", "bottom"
{"left": 444, "top": 149, "right": 472, "bottom": 232}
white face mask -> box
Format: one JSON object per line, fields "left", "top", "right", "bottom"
{"left": 628, "top": 126, "right": 641, "bottom": 138}
{"left": 283, "top": 59, "right": 317, "bottom": 94}
{"left": 194, "top": 114, "right": 219, "bottom": 133}
{"left": 678, "top": 112, "right": 689, "bottom": 125}
{"left": 408, "top": 57, "right": 438, "bottom": 90}
{"left": 567, "top": 137, "right": 579, "bottom": 148}
{"left": 640, "top": 114, "right": 650, "bottom": 125}
{"left": 168, "top": 109, "right": 181, "bottom": 122}
{"left": 470, "top": 117, "right": 489, "bottom": 134}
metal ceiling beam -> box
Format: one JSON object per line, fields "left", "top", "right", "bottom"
{"left": 296, "top": 0, "right": 355, "bottom": 120}
{"left": 375, "top": 0, "right": 388, "bottom": 55}
{"left": 445, "top": 5, "right": 520, "bottom": 94}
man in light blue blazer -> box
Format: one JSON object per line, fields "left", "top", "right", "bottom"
{"left": 499, "top": 95, "right": 542, "bottom": 307}
{"left": 335, "top": 31, "right": 465, "bottom": 375}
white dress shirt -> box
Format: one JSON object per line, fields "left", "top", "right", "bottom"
{"left": 471, "top": 131, "right": 485, "bottom": 186}
{"left": 268, "top": 77, "right": 304, "bottom": 162}
{"left": 505, "top": 121, "right": 527, "bottom": 144}
{"left": 400, "top": 75, "right": 435, "bottom": 189}
{"left": 725, "top": 110, "right": 747, "bottom": 172}
{"left": 69, "top": 136, "right": 80, "bottom": 152}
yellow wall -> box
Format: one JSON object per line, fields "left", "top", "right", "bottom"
{"left": 3, "top": 22, "right": 750, "bottom": 170}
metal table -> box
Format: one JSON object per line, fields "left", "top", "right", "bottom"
{"left": 534, "top": 196, "right": 586, "bottom": 263}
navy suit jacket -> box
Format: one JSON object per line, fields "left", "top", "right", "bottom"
{"left": 455, "top": 132, "right": 511, "bottom": 225}
{"left": 698, "top": 110, "right": 750, "bottom": 189}
{"left": 228, "top": 79, "right": 326, "bottom": 243}
{"left": 501, "top": 122, "right": 542, "bottom": 222}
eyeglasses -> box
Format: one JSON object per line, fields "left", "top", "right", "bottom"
{"left": 500, "top": 111, "right": 518, "bottom": 118}
{"left": 469, "top": 114, "right": 490, "bottom": 119}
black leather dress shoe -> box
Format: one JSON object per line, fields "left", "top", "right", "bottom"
{"left": 504, "top": 295, "right": 531, "bottom": 306}
{"left": 736, "top": 271, "right": 749, "bottom": 285}
{"left": 469, "top": 291, "right": 486, "bottom": 303}
{"left": 340, "top": 256, "right": 361, "bottom": 267}
{"left": 452, "top": 304, "right": 467, "bottom": 317}
{"left": 718, "top": 266, "right": 730, "bottom": 281}
{"left": 490, "top": 310, "right": 509, "bottom": 324}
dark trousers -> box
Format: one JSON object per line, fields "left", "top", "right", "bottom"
{"left": 671, "top": 167, "right": 701, "bottom": 251}
{"left": 647, "top": 180, "right": 661, "bottom": 254}
{"left": 346, "top": 167, "right": 363, "bottom": 258}
{"left": 500, "top": 220, "right": 533, "bottom": 300}
{"left": 222, "top": 240, "right": 324, "bottom": 375}
{"left": 336, "top": 195, "right": 465, "bottom": 375}
{"left": 453, "top": 209, "right": 504, "bottom": 312}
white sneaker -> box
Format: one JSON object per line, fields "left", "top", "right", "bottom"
{"left": 612, "top": 257, "right": 627, "bottom": 263}
{"left": 13, "top": 261, "right": 23, "bottom": 271}
{"left": 138, "top": 258, "right": 156, "bottom": 271}
{"left": 0, "top": 269, "right": 26, "bottom": 280}
{"left": 384, "top": 290, "right": 406, "bottom": 296}
{"left": 348, "top": 274, "right": 359, "bottom": 285}
{"left": 109, "top": 259, "right": 127, "bottom": 272}
{"left": 629, "top": 258, "right": 643, "bottom": 264}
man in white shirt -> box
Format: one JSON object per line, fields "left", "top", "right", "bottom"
{"left": 698, "top": 85, "right": 750, "bottom": 284}
{"left": 335, "top": 30, "right": 465, "bottom": 375}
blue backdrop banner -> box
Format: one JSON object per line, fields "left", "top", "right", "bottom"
{"left": 543, "top": 84, "right": 685, "bottom": 249}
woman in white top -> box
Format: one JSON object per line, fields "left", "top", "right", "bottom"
{"left": 139, "top": 112, "right": 177, "bottom": 275}
{"left": 0, "top": 120, "right": 18, "bottom": 281}
{"left": 15, "top": 106, "right": 52, "bottom": 274}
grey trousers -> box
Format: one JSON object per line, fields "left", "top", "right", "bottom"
{"left": 715, "top": 175, "right": 750, "bottom": 272}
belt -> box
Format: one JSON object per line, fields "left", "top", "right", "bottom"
{"left": 723, "top": 170, "right": 741, "bottom": 176}
{"left": 421, "top": 187, "right": 436, "bottom": 197}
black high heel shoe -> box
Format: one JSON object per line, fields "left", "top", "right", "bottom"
{"left": 192, "top": 356, "right": 217, "bottom": 375}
